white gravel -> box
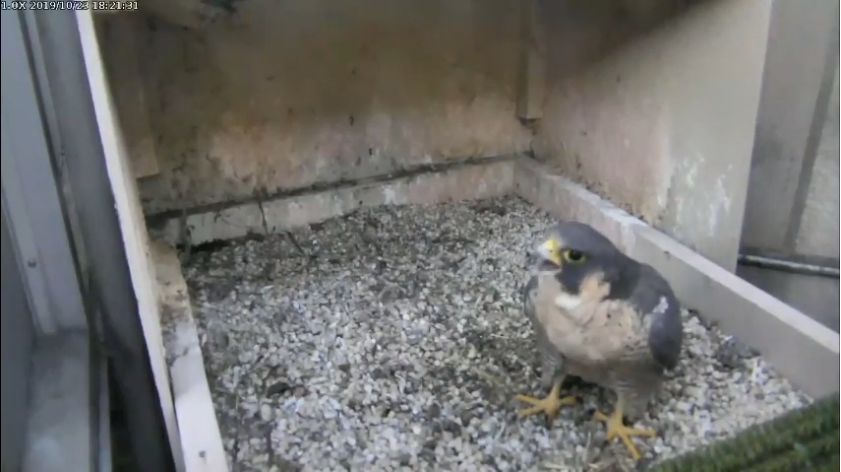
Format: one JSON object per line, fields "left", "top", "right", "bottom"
{"left": 184, "top": 196, "right": 811, "bottom": 471}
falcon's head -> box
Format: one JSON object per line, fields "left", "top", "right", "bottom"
{"left": 531, "top": 222, "right": 635, "bottom": 304}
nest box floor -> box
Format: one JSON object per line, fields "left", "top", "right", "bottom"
{"left": 184, "top": 196, "right": 809, "bottom": 471}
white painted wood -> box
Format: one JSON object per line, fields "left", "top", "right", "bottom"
{"left": 75, "top": 10, "right": 185, "bottom": 471}
{"left": 152, "top": 241, "right": 228, "bottom": 472}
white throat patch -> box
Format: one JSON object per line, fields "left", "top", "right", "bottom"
{"left": 554, "top": 292, "right": 583, "bottom": 311}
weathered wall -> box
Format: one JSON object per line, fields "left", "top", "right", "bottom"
{"left": 740, "top": 0, "right": 839, "bottom": 257}
{"left": 533, "top": 0, "right": 772, "bottom": 270}
{"left": 739, "top": 62, "right": 838, "bottom": 332}
{"left": 796, "top": 66, "right": 840, "bottom": 260}
{"left": 98, "top": 0, "right": 531, "bottom": 215}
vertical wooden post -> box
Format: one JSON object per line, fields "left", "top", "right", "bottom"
{"left": 516, "top": 0, "right": 546, "bottom": 122}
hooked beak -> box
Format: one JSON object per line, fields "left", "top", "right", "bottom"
{"left": 535, "top": 238, "right": 562, "bottom": 269}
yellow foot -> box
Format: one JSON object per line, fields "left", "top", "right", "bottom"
{"left": 594, "top": 410, "right": 656, "bottom": 461}
{"left": 515, "top": 382, "right": 576, "bottom": 423}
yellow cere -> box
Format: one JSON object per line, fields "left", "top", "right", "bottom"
{"left": 540, "top": 238, "right": 563, "bottom": 266}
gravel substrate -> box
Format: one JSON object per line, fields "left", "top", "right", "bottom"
{"left": 184, "top": 196, "right": 811, "bottom": 471}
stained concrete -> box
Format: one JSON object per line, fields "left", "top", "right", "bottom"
{"left": 148, "top": 156, "right": 516, "bottom": 246}
{"left": 96, "top": 0, "right": 531, "bottom": 215}
{"left": 98, "top": 0, "right": 778, "bottom": 278}
{"left": 534, "top": 0, "right": 772, "bottom": 271}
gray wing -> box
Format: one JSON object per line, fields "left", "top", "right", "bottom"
{"left": 522, "top": 276, "right": 563, "bottom": 387}
{"left": 522, "top": 275, "right": 539, "bottom": 325}
{"left": 627, "top": 264, "right": 683, "bottom": 370}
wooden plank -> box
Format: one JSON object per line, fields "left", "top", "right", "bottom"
{"left": 152, "top": 241, "right": 228, "bottom": 472}
{"left": 75, "top": 10, "right": 185, "bottom": 471}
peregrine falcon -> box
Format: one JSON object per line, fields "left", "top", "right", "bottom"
{"left": 515, "top": 222, "right": 683, "bottom": 460}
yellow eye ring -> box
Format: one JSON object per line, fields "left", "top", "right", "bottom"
{"left": 562, "top": 249, "right": 586, "bottom": 263}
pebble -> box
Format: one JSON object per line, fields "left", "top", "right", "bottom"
{"left": 184, "top": 196, "right": 811, "bottom": 471}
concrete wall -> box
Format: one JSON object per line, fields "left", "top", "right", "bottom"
{"left": 533, "top": 0, "right": 772, "bottom": 271}
{"left": 1, "top": 208, "right": 35, "bottom": 472}
{"left": 97, "top": 0, "right": 531, "bottom": 216}
{"left": 732, "top": 0, "right": 838, "bottom": 329}
{"left": 738, "top": 53, "right": 838, "bottom": 331}
{"left": 101, "top": 0, "right": 779, "bottom": 273}
{"left": 741, "top": 0, "right": 838, "bottom": 259}
{"left": 796, "top": 65, "right": 839, "bottom": 260}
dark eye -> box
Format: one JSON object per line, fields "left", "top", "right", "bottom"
{"left": 563, "top": 249, "right": 586, "bottom": 263}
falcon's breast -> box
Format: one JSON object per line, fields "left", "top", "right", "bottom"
{"left": 533, "top": 271, "right": 662, "bottom": 385}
